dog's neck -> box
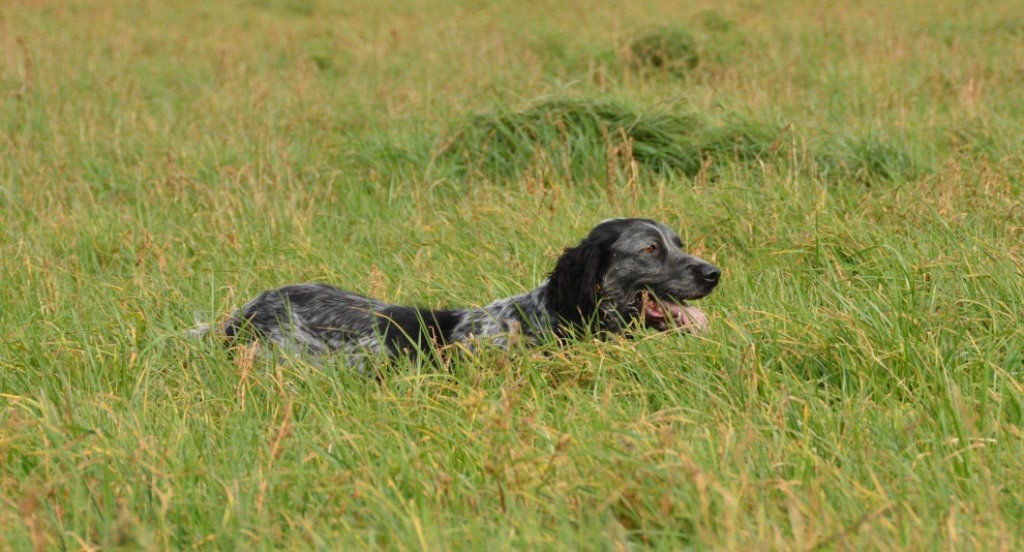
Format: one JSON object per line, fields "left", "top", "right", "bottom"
{"left": 527, "top": 280, "right": 618, "bottom": 336}
{"left": 452, "top": 279, "right": 627, "bottom": 344}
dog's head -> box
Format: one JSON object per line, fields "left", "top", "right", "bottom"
{"left": 546, "top": 218, "right": 720, "bottom": 335}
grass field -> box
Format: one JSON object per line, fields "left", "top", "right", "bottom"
{"left": 2, "top": 0, "right": 1023, "bottom": 548}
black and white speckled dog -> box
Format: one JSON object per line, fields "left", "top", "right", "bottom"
{"left": 202, "top": 218, "right": 720, "bottom": 365}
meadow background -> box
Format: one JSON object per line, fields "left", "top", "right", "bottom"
{"left": 2, "top": 0, "right": 1023, "bottom": 548}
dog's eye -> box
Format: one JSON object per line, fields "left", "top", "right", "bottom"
{"left": 642, "top": 244, "right": 659, "bottom": 254}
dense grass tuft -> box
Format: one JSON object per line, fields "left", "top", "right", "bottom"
{"left": 994, "top": 15, "right": 1024, "bottom": 36}
{"left": 695, "top": 10, "right": 736, "bottom": 33}
{"left": 813, "top": 133, "right": 923, "bottom": 185}
{"left": 439, "top": 98, "right": 782, "bottom": 182}
{"left": 625, "top": 27, "right": 700, "bottom": 75}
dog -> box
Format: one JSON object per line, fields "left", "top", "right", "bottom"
{"left": 199, "top": 218, "right": 720, "bottom": 366}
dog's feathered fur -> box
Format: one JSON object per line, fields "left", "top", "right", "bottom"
{"left": 205, "top": 219, "right": 721, "bottom": 366}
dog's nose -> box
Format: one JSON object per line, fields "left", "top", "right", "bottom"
{"left": 698, "top": 264, "right": 721, "bottom": 285}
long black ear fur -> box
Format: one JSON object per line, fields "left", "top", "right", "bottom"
{"left": 545, "top": 238, "right": 608, "bottom": 334}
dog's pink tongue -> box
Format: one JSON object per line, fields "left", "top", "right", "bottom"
{"left": 664, "top": 303, "right": 709, "bottom": 332}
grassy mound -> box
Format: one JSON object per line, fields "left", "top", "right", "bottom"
{"left": 625, "top": 27, "right": 700, "bottom": 75}
{"left": 439, "top": 98, "right": 781, "bottom": 182}
{"left": 994, "top": 15, "right": 1024, "bottom": 36}
{"left": 813, "top": 134, "right": 921, "bottom": 185}
{"left": 538, "top": 20, "right": 739, "bottom": 82}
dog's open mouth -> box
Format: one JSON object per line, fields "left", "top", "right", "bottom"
{"left": 640, "top": 291, "right": 709, "bottom": 333}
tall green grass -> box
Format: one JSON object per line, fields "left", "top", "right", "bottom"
{"left": 1, "top": 0, "right": 1023, "bottom": 549}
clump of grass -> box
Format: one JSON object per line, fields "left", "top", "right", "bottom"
{"left": 248, "top": 0, "right": 317, "bottom": 16}
{"left": 688, "top": 120, "right": 783, "bottom": 169}
{"left": 306, "top": 36, "right": 337, "bottom": 72}
{"left": 695, "top": 10, "right": 735, "bottom": 33}
{"left": 812, "top": 134, "right": 922, "bottom": 185}
{"left": 539, "top": 18, "right": 741, "bottom": 83}
{"left": 694, "top": 11, "right": 748, "bottom": 65}
{"left": 625, "top": 27, "right": 700, "bottom": 75}
{"left": 438, "top": 98, "right": 782, "bottom": 182}
{"left": 993, "top": 15, "right": 1024, "bottom": 36}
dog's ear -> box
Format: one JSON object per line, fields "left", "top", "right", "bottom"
{"left": 545, "top": 237, "right": 608, "bottom": 333}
